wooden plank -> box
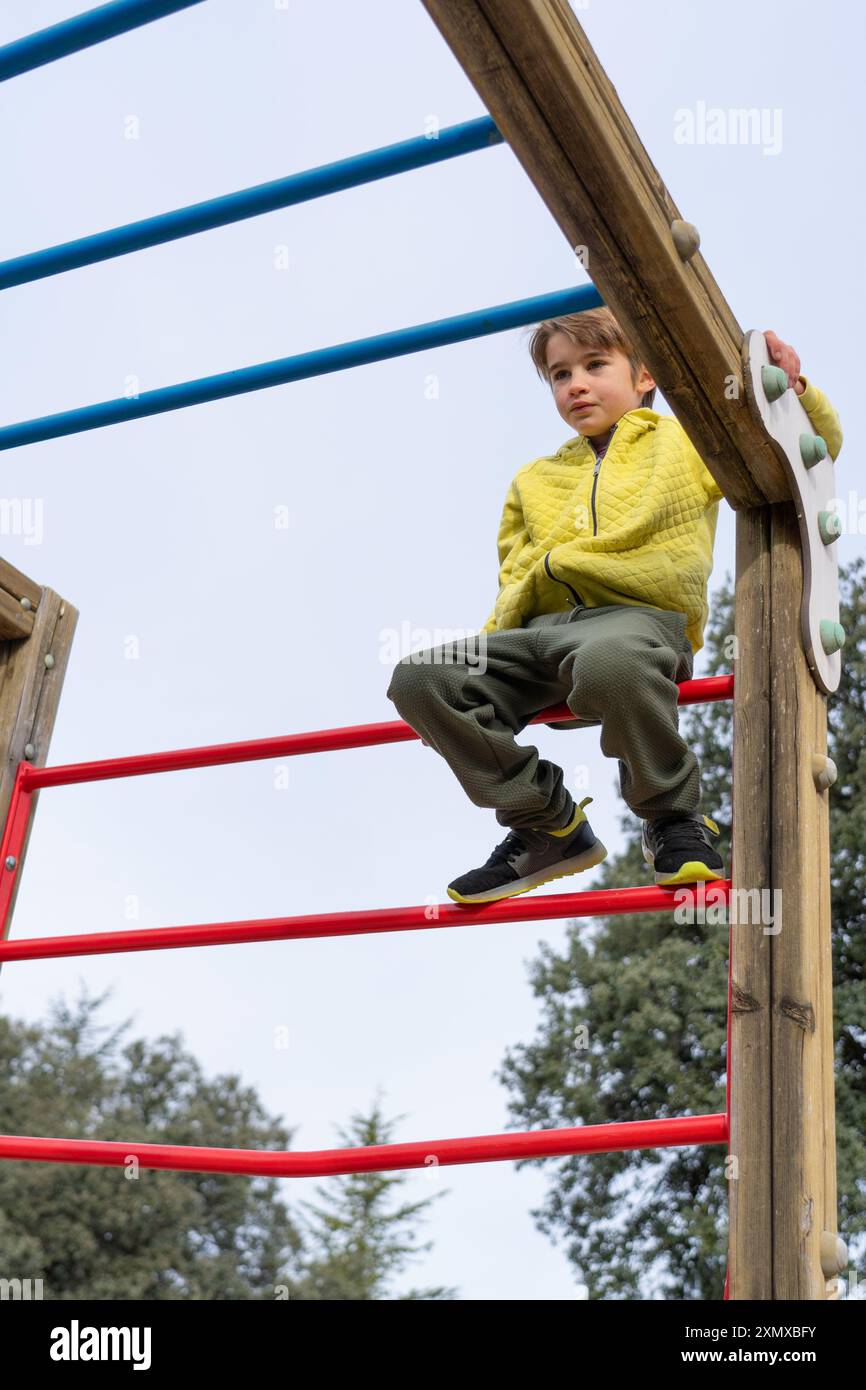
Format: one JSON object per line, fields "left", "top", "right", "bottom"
{"left": 0, "top": 586, "right": 35, "bottom": 639}
{"left": 729, "top": 505, "right": 773, "bottom": 1298}
{"left": 421, "top": 0, "right": 790, "bottom": 508}
{"left": 768, "top": 502, "right": 837, "bottom": 1298}
{"left": 0, "top": 555, "right": 43, "bottom": 609}
{"left": 0, "top": 586, "right": 78, "bottom": 941}
{"left": 729, "top": 502, "right": 836, "bottom": 1298}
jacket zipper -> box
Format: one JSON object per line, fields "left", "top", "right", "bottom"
{"left": 544, "top": 423, "right": 619, "bottom": 602}
{"left": 590, "top": 456, "right": 602, "bottom": 535}
{"left": 544, "top": 550, "right": 582, "bottom": 607}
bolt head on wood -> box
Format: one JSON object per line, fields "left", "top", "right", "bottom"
{"left": 20, "top": 596, "right": 31, "bottom": 610}
{"left": 44, "top": 653, "right": 54, "bottom": 668}
{"left": 811, "top": 754, "right": 837, "bottom": 791}
{"left": 820, "top": 1230, "right": 848, "bottom": 1278}
{"left": 670, "top": 218, "right": 700, "bottom": 261}
{"left": 23, "top": 743, "right": 35, "bottom": 760}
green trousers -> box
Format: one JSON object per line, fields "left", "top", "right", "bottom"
{"left": 386, "top": 603, "right": 701, "bottom": 832}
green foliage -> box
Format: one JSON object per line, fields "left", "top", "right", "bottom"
{"left": 289, "top": 1093, "right": 457, "bottom": 1301}
{"left": 0, "top": 987, "right": 302, "bottom": 1299}
{"left": 0, "top": 990, "right": 454, "bottom": 1299}
{"left": 497, "top": 561, "right": 866, "bottom": 1298}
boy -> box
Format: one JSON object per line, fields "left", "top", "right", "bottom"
{"left": 386, "top": 308, "right": 842, "bottom": 904}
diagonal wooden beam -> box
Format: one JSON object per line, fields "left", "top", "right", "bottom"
{"left": 421, "top": 0, "right": 790, "bottom": 508}
{"left": 0, "top": 579, "right": 78, "bottom": 944}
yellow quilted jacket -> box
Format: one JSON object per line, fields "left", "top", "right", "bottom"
{"left": 481, "top": 376, "right": 842, "bottom": 655}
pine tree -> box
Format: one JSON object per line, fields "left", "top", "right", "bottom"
{"left": 290, "top": 1091, "right": 457, "bottom": 1300}
{"left": 496, "top": 560, "right": 866, "bottom": 1299}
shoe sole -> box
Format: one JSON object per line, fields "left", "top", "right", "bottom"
{"left": 642, "top": 845, "right": 725, "bottom": 887}
{"left": 447, "top": 839, "right": 609, "bottom": 905}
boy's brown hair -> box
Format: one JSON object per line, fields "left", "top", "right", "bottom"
{"left": 525, "top": 306, "right": 657, "bottom": 409}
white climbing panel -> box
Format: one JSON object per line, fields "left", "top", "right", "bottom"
{"left": 743, "top": 329, "right": 843, "bottom": 696}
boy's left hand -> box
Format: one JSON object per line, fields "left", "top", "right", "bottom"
{"left": 764, "top": 329, "right": 805, "bottom": 395}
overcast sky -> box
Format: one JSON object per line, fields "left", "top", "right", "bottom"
{"left": 1, "top": 0, "right": 862, "bottom": 1300}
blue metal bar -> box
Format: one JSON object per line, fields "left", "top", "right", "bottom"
{"left": 0, "top": 118, "right": 503, "bottom": 290}
{"left": 0, "top": 0, "right": 206, "bottom": 81}
{"left": 0, "top": 284, "right": 604, "bottom": 451}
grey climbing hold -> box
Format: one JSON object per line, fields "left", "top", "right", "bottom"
{"left": 761, "top": 364, "right": 789, "bottom": 402}
{"left": 800, "top": 432, "right": 827, "bottom": 467}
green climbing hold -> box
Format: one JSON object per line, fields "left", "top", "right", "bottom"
{"left": 761, "top": 364, "right": 789, "bottom": 402}
{"left": 800, "top": 432, "right": 828, "bottom": 467}
{"left": 820, "top": 619, "right": 846, "bottom": 655}
{"left": 818, "top": 510, "right": 842, "bottom": 545}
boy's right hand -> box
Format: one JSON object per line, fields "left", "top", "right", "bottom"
{"left": 763, "top": 329, "right": 802, "bottom": 392}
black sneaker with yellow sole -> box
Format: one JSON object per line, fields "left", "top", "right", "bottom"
{"left": 641, "top": 811, "right": 725, "bottom": 886}
{"left": 447, "top": 796, "right": 608, "bottom": 905}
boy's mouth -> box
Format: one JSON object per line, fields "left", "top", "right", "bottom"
{"left": 571, "top": 403, "right": 595, "bottom": 414}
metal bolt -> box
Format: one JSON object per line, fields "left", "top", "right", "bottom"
{"left": 812, "top": 754, "right": 837, "bottom": 791}
{"left": 20, "top": 596, "right": 31, "bottom": 610}
{"left": 44, "top": 653, "right": 54, "bottom": 668}
{"left": 820, "top": 1230, "right": 848, "bottom": 1279}
{"left": 5, "top": 856, "right": 16, "bottom": 871}
{"left": 671, "top": 218, "right": 700, "bottom": 261}
{"left": 23, "top": 743, "right": 35, "bottom": 760}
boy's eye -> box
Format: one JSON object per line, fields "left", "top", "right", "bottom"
{"left": 554, "top": 360, "right": 605, "bottom": 379}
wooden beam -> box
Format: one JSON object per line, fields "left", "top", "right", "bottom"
{"left": 726, "top": 503, "right": 838, "bottom": 1299}
{"left": 0, "top": 555, "right": 41, "bottom": 639}
{"left": 0, "top": 582, "right": 78, "bottom": 942}
{"left": 420, "top": 0, "right": 791, "bottom": 508}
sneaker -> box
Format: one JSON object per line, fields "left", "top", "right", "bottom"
{"left": 641, "top": 811, "right": 725, "bottom": 886}
{"left": 447, "top": 796, "right": 608, "bottom": 905}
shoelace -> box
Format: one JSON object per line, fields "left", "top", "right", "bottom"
{"left": 650, "top": 816, "right": 711, "bottom": 854}
{"left": 487, "top": 828, "right": 547, "bottom": 865}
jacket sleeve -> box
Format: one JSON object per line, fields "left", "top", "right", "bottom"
{"left": 696, "top": 373, "right": 843, "bottom": 505}
{"left": 480, "top": 473, "right": 530, "bottom": 634}
{"left": 796, "top": 374, "right": 843, "bottom": 461}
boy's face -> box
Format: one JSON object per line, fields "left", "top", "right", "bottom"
{"left": 545, "top": 331, "right": 656, "bottom": 438}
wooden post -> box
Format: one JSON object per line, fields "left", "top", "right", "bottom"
{"left": 730, "top": 504, "right": 839, "bottom": 1298}
{"left": 0, "top": 557, "right": 78, "bottom": 941}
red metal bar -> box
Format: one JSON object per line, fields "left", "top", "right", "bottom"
{"left": 0, "top": 768, "right": 36, "bottom": 937}
{"left": 18, "top": 674, "right": 734, "bottom": 791}
{"left": 0, "top": 1112, "right": 729, "bottom": 1176}
{"left": 0, "top": 880, "right": 731, "bottom": 963}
